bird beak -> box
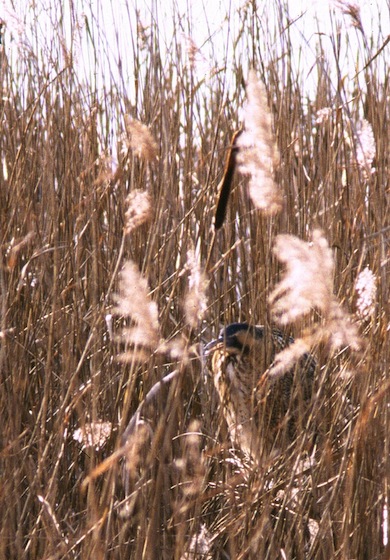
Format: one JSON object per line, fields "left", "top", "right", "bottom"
{"left": 204, "top": 337, "right": 224, "bottom": 356}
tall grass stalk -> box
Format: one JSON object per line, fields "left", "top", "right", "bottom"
{"left": 0, "top": 1, "right": 388, "bottom": 558}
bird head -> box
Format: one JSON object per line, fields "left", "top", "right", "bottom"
{"left": 204, "top": 322, "right": 267, "bottom": 358}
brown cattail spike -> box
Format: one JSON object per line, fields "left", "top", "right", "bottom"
{"left": 214, "top": 128, "right": 243, "bottom": 229}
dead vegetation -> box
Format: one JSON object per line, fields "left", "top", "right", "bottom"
{"left": 0, "top": 1, "right": 388, "bottom": 558}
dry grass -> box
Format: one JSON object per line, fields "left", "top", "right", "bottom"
{"left": 0, "top": 1, "right": 389, "bottom": 559}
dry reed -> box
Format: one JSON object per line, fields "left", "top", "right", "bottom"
{"left": 0, "top": 1, "right": 388, "bottom": 559}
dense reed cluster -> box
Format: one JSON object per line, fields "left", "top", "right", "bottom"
{"left": 0, "top": 1, "right": 388, "bottom": 558}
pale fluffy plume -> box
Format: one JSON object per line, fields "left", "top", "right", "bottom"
{"left": 181, "top": 34, "right": 207, "bottom": 73}
{"left": 315, "top": 107, "right": 332, "bottom": 125}
{"left": 355, "top": 119, "right": 376, "bottom": 177}
{"left": 72, "top": 421, "right": 112, "bottom": 450}
{"left": 269, "top": 230, "right": 361, "bottom": 352}
{"left": 263, "top": 337, "right": 313, "bottom": 382}
{"left": 270, "top": 230, "right": 334, "bottom": 322}
{"left": 335, "top": 1, "right": 365, "bottom": 34}
{"left": 237, "top": 70, "right": 282, "bottom": 214}
{"left": 113, "top": 261, "right": 159, "bottom": 350}
{"left": 123, "top": 115, "right": 158, "bottom": 161}
{"left": 113, "top": 260, "right": 188, "bottom": 361}
{"left": 184, "top": 248, "right": 208, "bottom": 328}
{"left": 125, "top": 189, "right": 152, "bottom": 234}
{"left": 354, "top": 267, "right": 377, "bottom": 320}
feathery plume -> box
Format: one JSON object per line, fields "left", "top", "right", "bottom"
{"left": 269, "top": 230, "right": 361, "bottom": 351}
{"left": 184, "top": 248, "right": 208, "bottom": 328}
{"left": 181, "top": 34, "right": 207, "bottom": 72}
{"left": 269, "top": 230, "right": 334, "bottom": 323}
{"left": 335, "top": 2, "right": 365, "bottom": 35}
{"left": 315, "top": 107, "right": 332, "bottom": 125}
{"left": 237, "top": 70, "right": 282, "bottom": 214}
{"left": 73, "top": 421, "right": 112, "bottom": 450}
{"left": 263, "top": 337, "right": 313, "bottom": 382}
{"left": 354, "top": 267, "right": 377, "bottom": 320}
{"left": 113, "top": 261, "right": 160, "bottom": 351}
{"left": 125, "top": 189, "right": 152, "bottom": 234}
{"left": 123, "top": 115, "right": 158, "bottom": 161}
{"left": 355, "top": 119, "right": 376, "bottom": 177}
{"left": 326, "top": 304, "right": 361, "bottom": 352}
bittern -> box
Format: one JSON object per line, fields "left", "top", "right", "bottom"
{"left": 205, "top": 322, "right": 316, "bottom": 460}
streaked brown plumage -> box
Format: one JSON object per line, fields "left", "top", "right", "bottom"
{"left": 205, "top": 323, "right": 315, "bottom": 460}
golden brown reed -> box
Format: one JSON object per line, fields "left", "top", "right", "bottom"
{"left": 0, "top": 2, "right": 388, "bottom": 559}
